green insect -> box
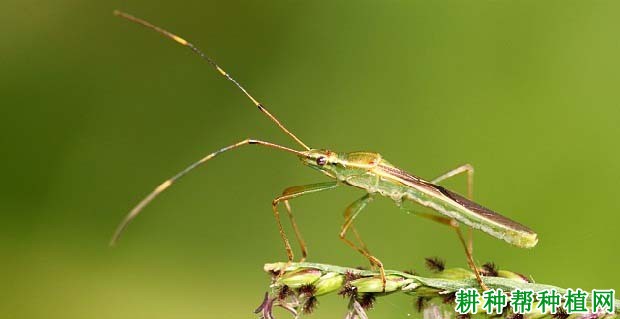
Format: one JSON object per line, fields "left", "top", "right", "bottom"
{"left": 111, "top": 11, "right": 538, "bottom": 291}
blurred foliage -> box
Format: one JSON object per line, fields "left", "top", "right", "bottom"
{"left": 1, "top": 1, "right": 619, "bottom": 318}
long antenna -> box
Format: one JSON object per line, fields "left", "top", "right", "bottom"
{"left": 114, "top": 10, "right": 311, "bottom": 151}
{"left": 110, "top": 139, "right": 307, "bottom": 246}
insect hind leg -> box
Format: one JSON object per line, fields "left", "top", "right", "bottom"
{"left": 431, "top": 164, "right": 474, "bottom": 198}
{"left": 412, "top": 211, "right": 488, "bottom": 291}
{"left": 431, "top": 164, "right": 475, "bottom": 259}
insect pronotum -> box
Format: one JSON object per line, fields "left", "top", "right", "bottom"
{"left": 111, "top": 10, "right": 538, "bottom": 291}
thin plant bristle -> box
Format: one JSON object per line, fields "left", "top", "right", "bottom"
{"left": 339, "top": 284, "right": 358, "bottom": 298}
{"left": 298, "top": 284, "right": 316, "bottom": 296}
{"left": 416, "top": 296, "right": 429, "bottom": 312}
{"left": 344, "top": 271, "right": 362, "bottom": 283}
{"left": 425, "top": 257, "right": 445, "bottom": 272}
{"left": 442, "top": 292, "right": 456, "bottom": 304}
{"left": 358, "top": 293, "right": 376, "bottom": 310}
{"left": 403, "top": 269, "right": 417, "bottom": 275}
{"left": 482, "top": 262, "right": 499, "bottom": 277}
{"left": 302, "top": 296, "right": 318, "bottom": 314}
{"left": 278, "top": 285, "right": 292, "bottom": 300}
{"left": 553, "top": 307, "right": 569, "bottom": 319}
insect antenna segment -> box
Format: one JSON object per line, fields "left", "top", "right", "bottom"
{"left": 110, "top": 139, "right": 306, "bottom": 246}
{"left": 109, "top": 11, "right": 316, "bottom": 246}
{"left": 113, "top": 10, "right": 310, "bottom": 151}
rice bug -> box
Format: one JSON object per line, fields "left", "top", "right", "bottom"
{"left": 110, "top": 10, "right": 538, "bottom": 291}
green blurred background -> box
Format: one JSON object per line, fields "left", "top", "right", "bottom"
{"left": 2, "top": 0, "right": 619, "bottom": 318}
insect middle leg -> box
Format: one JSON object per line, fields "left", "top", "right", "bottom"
{"left": 272, "top": 182, "right": 339, "bottom": 262}
{"left": 338, "top": 194, "right": 388, "bottom": 289}
{"left": 350, "top": 224, "right": 371, "bottom": 254}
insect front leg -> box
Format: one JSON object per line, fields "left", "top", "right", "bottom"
{"left": 272, "top": 182, "right": 339, "bottom": 262}
{"left": 338, "top": 194, "right": 388, "bottom": 291}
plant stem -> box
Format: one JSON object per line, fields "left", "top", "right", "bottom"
{"left": 259, "top": 262, "right": 619, "bottom": 319}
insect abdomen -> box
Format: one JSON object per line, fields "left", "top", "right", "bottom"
{"left": 400, "top": 186, "right": 538, "bottom": 248}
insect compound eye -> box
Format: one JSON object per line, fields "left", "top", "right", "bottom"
{"left": 316, "top": 156, "right": 328, "bottom": 166}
